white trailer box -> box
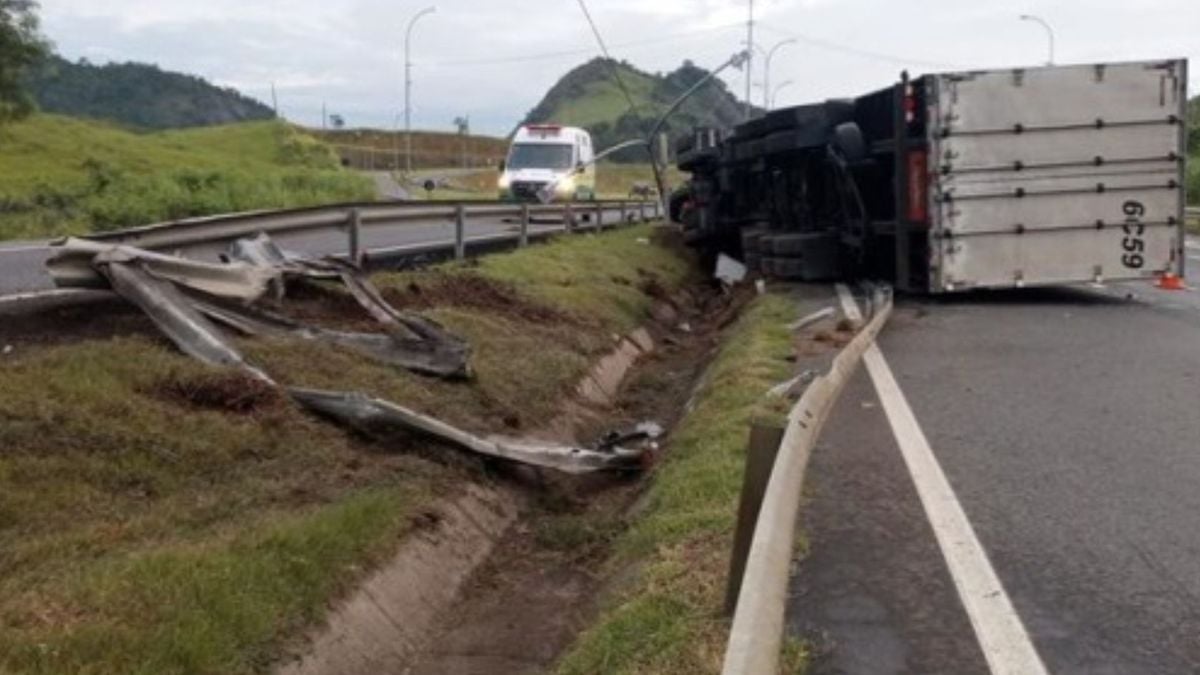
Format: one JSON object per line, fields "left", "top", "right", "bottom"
{"left": 920, "top": 59, "right": 1188, "bottom": 291}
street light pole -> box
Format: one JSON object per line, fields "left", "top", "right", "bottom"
{"left": 404, "top": 5, "right": 436, "bottom": 175}
{"left": 760, "top": 39, "right": 797, "bottom": 110}
{"left": 744, "top": 0, "right": 753, "bottom": 120}
{"left": 770, "top": 80, "right": 793, "bottom": 109}
{"left": 1019, "top": 14, "right": 1055, "bottom": 65}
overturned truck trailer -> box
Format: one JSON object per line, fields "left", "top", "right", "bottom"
{"left": 673, "top": 58, "right": 1189, "bottom": 293}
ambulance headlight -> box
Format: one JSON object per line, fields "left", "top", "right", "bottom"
{"left": 555, "top": 176, "right": 576, "bottom": 195}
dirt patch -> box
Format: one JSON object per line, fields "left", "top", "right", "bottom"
{"left": 281, "top": 280, "right": 385, "bottom": 333}
{"left": 150, "top": 370, "right": 285, "bottom": 416}
{"left": 383, "top": 272, "right": 581, "bottom": 326}
{"left": 0, "top": 297, "right": 160, "bottom": 351}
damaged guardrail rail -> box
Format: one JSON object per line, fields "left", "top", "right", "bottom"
{"left": 721, "top": 284, "right": 893, "bottom": 675}
{"left": 43, "top": 233, "right": 655, "bottom": 474}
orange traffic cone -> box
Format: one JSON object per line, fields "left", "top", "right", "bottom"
{"left": 1156, "top": 272, "right": 1186, "bottom": 291}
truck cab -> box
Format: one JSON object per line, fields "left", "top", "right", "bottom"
{"left": 498, "top": 124, "right": 596, "bottom": 202}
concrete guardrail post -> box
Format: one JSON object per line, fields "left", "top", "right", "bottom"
{"left": 724, "top": 423, "right": 785, "bottom": 616}
{"left": 594, "top": 203, "right": 604, "bottom": 231}
{"left": 639, "top": 200, "right": 647, "bottom": 222}
{"left": 348, "top": 208, "right": 363, "bottom": 267}
{"left": 519, "top": 203, "right": 530, "bottom": 248}
{"left": 454, "top": 204, "right": 466, "bottom": 260}
{"left": 564, "top": 203, "right": 575, "bottom": 234}
{"left": 619, "top": 200, "right": 628, "bottom": 225}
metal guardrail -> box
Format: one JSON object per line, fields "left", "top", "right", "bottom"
{"left": 79, "top": 199, "right": 659, "bottom": 254}
{"left": 721, "top": 285, "right": 892, "bottom": 675}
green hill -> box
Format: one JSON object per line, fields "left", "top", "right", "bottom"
{"left": 0, "top": 116, "right": 373, "bottom": 240}
{"left": 521, "top": 58, "right": 752, "bottom": 162}
{"left": 24, "top": 55, "right": 275, "bottom": 130}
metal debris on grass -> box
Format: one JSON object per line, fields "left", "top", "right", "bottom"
{"left": 291, "top": 388, "right": 648, "bottom": 474}
{"left": 47, "top": 234, "right": 471, "bottom": 379}
{"left": 787, "top": 307, "right": 835, "bottom": 332}
{"left": 41, "top": 234, "right": 651, "bottom": 474}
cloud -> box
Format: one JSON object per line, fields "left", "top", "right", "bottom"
{"left": 35, "top": 0, "right": 1200, "bottom": 136}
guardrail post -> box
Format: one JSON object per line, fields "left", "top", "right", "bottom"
{"left": 619, "top": 200, "right": 628, "bottom": 225}
{"left": 723, "top": 423, "right": 785, "bottom": 617}
{"left": 594, "top": 203, "right": 604, "bottom": 231}
{"left": 348, "top": 208, "right": 363, "bottom": 267}
{"left": 519, "top": 203, "right": 530, "bottom": 247}
{"left": 639, "top": 200, "right": 647, "bottom": 222}
{"left": 564, "top": 203, "right": 575, "bottom": 234}
{"left": 454, "top": 204, "right": 466, "bottom": 260}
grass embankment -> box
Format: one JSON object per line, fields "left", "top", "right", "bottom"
{"left": 0, "top": 224, "right": 690, "bottom": 674}
{"left": 309, "top": 128, "right": 508, "bottom": 171}
{"left": 0, "top": 115, "right": 375, "bottom": 241}
{"left": 554, "top": 293, "right": 808, "bottom": 675}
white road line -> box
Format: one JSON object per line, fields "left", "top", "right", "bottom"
{"left": 0, "top": 245, "right": 49, "bottom": 254}
{"left": 836, "top": 285, "right": 1049, "bottom": 675}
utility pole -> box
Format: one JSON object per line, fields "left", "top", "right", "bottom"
{"left": 321, "top": 101, "right": 327, "bottom": 130}
{"left": 404, "top": 6, "right": 437, "bottom": 175}
{"left": 744, "top": 0, "right": 754, "bottom": 120}
{"left": 270, "top": 82, "right": 278, "bottom": 116}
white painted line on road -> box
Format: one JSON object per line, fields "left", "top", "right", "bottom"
{"left": 836, "top": 285, "right": 1048, "bottom": 675}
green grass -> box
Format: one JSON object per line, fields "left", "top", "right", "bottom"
{"left": 554, "top": 293, "right": 806, "bottom": 675}
{"left": 461, "top": 224, "right": 693, "bottom": 332}
{"left": 0, "top": 115, "right": 375, "bottom": 240}
{"left": 0, "top": 339, "right": 445, "bottom": 674}
{"left": 0, "top": 222, "right": 692, "bottom": 674}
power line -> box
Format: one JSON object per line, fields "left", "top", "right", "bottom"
{"left": 424, "top": 22, "right": 744, "bottom": 69}
{"left": 756, "top": 23, "right": 966, "bottom": 71}
{"left": 575, "top": 0, "right": 640, "bottom": 116}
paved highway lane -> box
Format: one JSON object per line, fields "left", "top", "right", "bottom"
{"left": 790, "top": 279, "right": 1200, "bottom": 674}
{"left": 0, "top": 240, "right": 55, "bottom": 294}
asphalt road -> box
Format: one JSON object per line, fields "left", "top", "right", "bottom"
{"left": 789, "top": 251, "right": 1200, "bottom": 673}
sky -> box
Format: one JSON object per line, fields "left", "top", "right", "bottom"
{"left": 37, "top": 0, "right": 1200, "bottom": 137}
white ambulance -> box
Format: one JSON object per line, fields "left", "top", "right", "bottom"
{"left": 498, "top": 124, "right": 597, "bottom": 202}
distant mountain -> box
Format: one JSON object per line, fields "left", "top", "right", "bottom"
{"left": 521, "top": 58, "right": 755, "bottom": 162}
{"left": 24, "top": 55, "right": 275, "bottom": 130}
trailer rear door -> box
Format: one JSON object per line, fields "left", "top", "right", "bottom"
{"left": 927, "top": 59, "right": 1187, "bottom": 291}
